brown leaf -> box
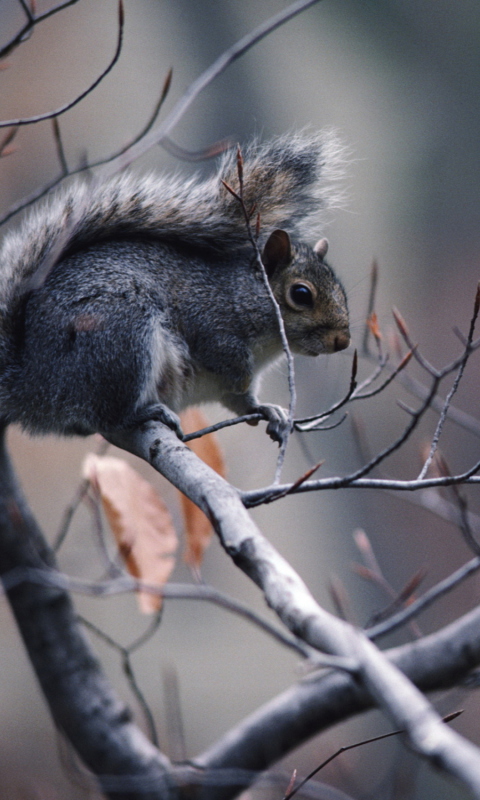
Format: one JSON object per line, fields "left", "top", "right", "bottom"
{"left": 367, "top": 311, "right": 382, "bottom": 342}
{"left": 83, "top": 454, "right": 177, "bottom": 613}
{"left": 179, "top": 408, "right": 225, "bottom": 570}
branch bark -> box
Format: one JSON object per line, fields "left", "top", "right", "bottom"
{"left": 0, "top": 426, "right": 171, "bottom": 800}
{"left": 2, "top": 418, "right": 480, "bottom": 798}
{"left": 108, "top": 422, "right": 480, "bottom": 799}
{"left": 194, "top": 605, "right": 480, "bottom": 799}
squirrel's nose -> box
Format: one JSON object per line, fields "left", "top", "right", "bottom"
{"left": 333, "top": 331, "right": 350, "bottom": 352}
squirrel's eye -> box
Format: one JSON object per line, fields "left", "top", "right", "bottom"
{"left": 288, "top": 283, "right": 314, "bottom": 309}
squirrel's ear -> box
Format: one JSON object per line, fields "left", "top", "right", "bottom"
{"left": 262, "top": 229, "right": 292, "bottom": 278}
{"left": 313, "top": 238, "right": 329, "bottom": 259}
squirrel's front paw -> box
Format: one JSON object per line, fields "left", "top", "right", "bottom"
{"left": 256, "top": 403, "right": 293, "bottom": 446}
{"left": 129, "top": 403, "right": 184, "bottom": 439}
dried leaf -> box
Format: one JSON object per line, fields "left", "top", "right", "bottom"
{"left": 367, "top": 311, "right": 382, "bottom": 342}
{"left": 83, "top": 454, "right": 177, "bottom": 613}
{"left": 179, "top": 408, "right": 225, "bottom": 569}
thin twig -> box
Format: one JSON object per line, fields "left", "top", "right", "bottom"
{"left": 0, "top": 69, "right": 173, "bottom": 227}
{"left": 295, "top": 351, "right": 357, "bottom": 429}
{"left": 18, "top": 0, "right": 34, "bottom": 23}
{"left": 223, "top": 150, "right": 296, "bottom": 483}
{"left": 367, "top": 555, "right": 480, "bottom": 640}
{"left": 418, "top": 283, "right": 480, "bottom": 479}
{"left": 392, "top": 307, "right": 440, "bottom": 377}
{"left": 0, "top": 0, "right": 81, "bottom": 60}
{"left": 352, "top": 348, "right": 414, "bottom": 401}
{"left": 269, "top": 460, "right": 325, "bottom": 501}
{"left": 80, "top": 614, "right": 161, "bottom": 746}
{"left": 54, "top": 437, "right": 108, "bottom": 551}
{"left": 84, "top": 487, "right": 123, "bottom": 579}
{"left": 160, "top": 135, "right": 232, "bottom": 162}
{"left": 0, "top": 2, "right": 124, "bottom": 129}
{"left": 100, "top": 0, "right": 326, "bottom": 176}
{"left": 283, "top": 711, "right": 463, "bottom": 800}
{"left": 242, "top": 457, "right": 480, "bottom": 506}
{"left": 183, "top": 414, "right": 263, "bottom": 442}
{"left": 1, "top": 1, "right": 325, "bottom": 228}
{"left": 396, "top": 368, "right": 480, "bottom": 439}
{"left": 353, "top": 529, "right": 423, "bottom": 638}
{"left": 0, "top": 567, "right": 346, "bottom": 662}
{"left": 295, "top": 347, "right": 412, "bottom": 434}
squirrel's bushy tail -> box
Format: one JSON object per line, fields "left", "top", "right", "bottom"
{"left": 218, "top": 129, "right": 347, "bottom": 242}
{"left": 0, "top": 130, "right": 346, "bottom": 322}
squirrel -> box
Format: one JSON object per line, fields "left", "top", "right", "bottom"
{"left": 0, "top": 131, "right": 350, "bottom": 444}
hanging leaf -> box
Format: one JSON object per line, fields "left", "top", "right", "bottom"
{"left": 179, "top": 408, "right": 225, "bottom": 570}
{"left": 83, "top": 454, "right": 178, "bottom": 613}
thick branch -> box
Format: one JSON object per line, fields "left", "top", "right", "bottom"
{"left": 193, "top": 605, "right": 480, "bottom": 800}
{"left": 107, "top": 422, "right": 480, "bottom": 798}
{"left": 0, "top": 427, "right": 171, "bottom": 800}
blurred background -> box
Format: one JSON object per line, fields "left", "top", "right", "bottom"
{"left": 0, "top": 1, "right": 479, "bottom": 798}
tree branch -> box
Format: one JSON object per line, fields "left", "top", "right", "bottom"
{"left": 0, "top": 427, "right": 171, "bottom": 800}
{"left": 100, "top": 0, "right": 325, "bottom": 176}
{"left": 106, "top": 422, "right": 480, "bottom": 799}
{"left": 0, "top": 0, "right": 81, "bottom": 60}
{"left": 0, "top": 2, "right": 124, "bottom": 129}
{"left": 193, "top": 605, "right": 480, "bottom": 800}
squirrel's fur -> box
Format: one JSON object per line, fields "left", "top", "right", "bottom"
{"left": 0, "top": 131, "right": 350, "bottom": 442}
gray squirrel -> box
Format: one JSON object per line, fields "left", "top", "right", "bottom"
{"left": 0, "top": 131, "right": 349, "bottom": 444}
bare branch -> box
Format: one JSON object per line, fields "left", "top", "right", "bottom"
{"left": 225, "top": 146, "right": 296, "bottom": 482}
{"left": 0, "top": 1, "right": 124, "bottom": 129}
{"left": 81, "top": 613, "right": 162, "bottom": 748}
{"left": 243, "top": 459, "right": 480, "bottom": 507}
{"left": 1, "top": 568, "right": 329, "bottom": 662}
{"left": 397, "top": 367, "right": 480, "bottom": 439}
{"left": 106, "top": 422, "right": 480, "bottom": 797}
{"left": 352, "top": 347, "right": 414, "bottom": 401}
{"left": 283, "top": 711, "right": 462, "bottom": 800}
{"left": 194, "top": 598, "right": 480, "bottom": 800}
{"left": 0, "top": 0, "right": 81, "bottom": 60}
{"left": 367, "top": 555, "right": 480, "bottom": 640}
{"left": 182, "top": 413, "right": 263, "bottom": 442}
{"left": 295, "top": 350, "right": 357, "bottom": 430}
{"left": 0, "top": 428, "right": 171, "bottom": 798}
{"left": 100, "top": 0, "right": 325, "bottom": 176}
{"left": 353, "top": 529, "right": 424, "bottom": 637}
{"left": 0, "top": 69, "right": 174, "bottom": 227}
{"left": 160, "top": 134, "right": 232, "bottom": 162}
{"left": 0, "top": 0, "right": 324, "bottom": 230}
{"left": 418, "top": 282, "right": 480, "bottom": 479}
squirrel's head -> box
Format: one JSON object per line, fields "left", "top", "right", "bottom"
{"left": 261, "top": 230, "right": 350, "bottom": 356}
